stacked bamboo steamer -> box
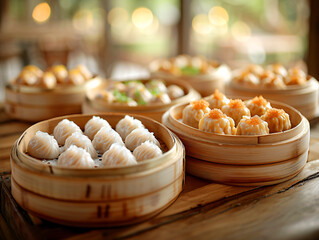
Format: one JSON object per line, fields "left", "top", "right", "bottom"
{"left": 82, "top": 78, "right": 201, "bottom": 122}
{"left": 162, "top": 100, "right": 310, "bottom": 186}
{"left": 10, "top": 113, "right": 185, "bottom": 227}
{"left": 226, "top": 78, "right": 319, "bottom": 120}
{"left": 5, "top": 84, "right": 87, "bottom": 122}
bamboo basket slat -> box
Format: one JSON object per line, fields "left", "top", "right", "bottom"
{"left": 82, "top": 78, "right": 201, "bottom": 122}
{"left": 10, "top": 113, "right": 185, "bottom": 226}
{"left": 151, "top": 64, "right": 231, "bottom": 97}
{"left": 225, "top": 78, "right": 319, "bottom": 119}
{"left": 186, "top": 150, "right": 308, "bottom": 186}
{"left": 162, "top": 98, "right": 310, "bottom": 186}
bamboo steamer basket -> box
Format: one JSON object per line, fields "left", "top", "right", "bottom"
{"left": 10, "top": 113, "right": 185, "bottom": 227}
{"left": 4, "top": 78, "right": 98, "bottom": 122}
{"left": 225, "top": 78, "right": 319, "bottom": 120}
{"left": 82, "top": 78, "right": 201, "bottom": 122}
{"left": 162, "top": 100, "right": 310, "bottom": 186}
{"left": 151, "top": 64, "right": 231, "bottom": 97}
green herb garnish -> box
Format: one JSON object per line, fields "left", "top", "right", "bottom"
{"left": 113, "top": 90, "right": 131, "bottom": 103}
{"left": 180, "top": 66, "right": 201, "bottom": 75}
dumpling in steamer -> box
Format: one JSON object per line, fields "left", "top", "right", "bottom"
{"left": 182, "top": 99, "right": 210, "bottom": 128}
{"left": 244, "top": 96, "right": 271, "bottom": 117}
{"left": 92, "top": 127, "right": 124, "bottom": 154}
{"left": 199, "top": 109, "right": 236, "bottom": 135}
{"left": 133, "top": 141, "right": 163, "bottom": 162}
{"left": 236, "top": 116, "right": 269, "bottom": 135}
{"left": 167, "top": 85, "right": 184, "bottom": 99}
{"left": 57, "top": 145, "right": 94, "bottom": 168}
{"left": 125, "top": 128, "right": 160, "bottom": 151}
{"left": 115, "top": 115, "right": 145, "bottom": 140}
{"left": 53, "top": 119, "right": 82, "bottom": 145}
{"left": 205, "top": 90, "right": 229, "bottom": 109}
{"left": 221, "top": 99, "right": 250, "bottom": 126}
{"left": 64, "top": 132, "right": 97, "bottom": 158}
{"left": 261, "top": 108, "right": 291, "bottom": 133}
{"left": 101, "top": 144, "right": 137, "bottom": 167}
{"left": 27, "top": 131, "right": 60, "bottom": 159}
{"left": 84, "top": 116, "right": 112, "bottom": 140}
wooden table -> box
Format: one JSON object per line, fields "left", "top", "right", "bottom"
{"left": 1, "top": 104, "right": 319, "bottom": 240}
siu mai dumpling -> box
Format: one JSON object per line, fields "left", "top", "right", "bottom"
{"left": 244, "top": 96, "right": 271, "bottom": 117}
{"left": 261, "top": 108, "right": 291, "bottom": 133}
{"left": 115, "top": 115, "right": 145, "bottom": 140}
{"left": 199, "top": 109, "right": 236, "bottom": 135}
{"left": 133, "top": 141, "right": 163, "bottom": 162}
{"left": 27, "top": 131, "right": 60, "bottom": 159}
{"left": 84, "top": 116, "right": 112, "bottom": 140}
{"left": 125, "top": 128, "right": 160, "bottom": 151}
{"left": 92, "top": 127, "right": 124, "bottom": 154}
{"left": 266, "top": 63, "right": 287, "bottom": 77}
{"left": 205, "top": 89, "right": 229, "bottom": 109}
{"left": 101, "top": 144, "right": 137, "bottom": 167}
{"left": 53, "top": 119, "right": 82, "bottom": 145}
{"left": 64, "top": 132, "right": 97, "bottom": 158}
{"left": 57, "top": 145, "right": 94, "bottom": 168}
{"left": 221, "top": 99, "right": 250, "bottom": 126}
{"left": 49, "top": 65, "right": 68, "bottom": 84}
{"left": 236, "top": 116, "right": 269, "bottom": 135}
{"left": 76, "top": 64, "right": 92, "bottom": 80}
{"left": 182, "top": 99, "right": 210, "bottom": 128}
{"left": 38, "top": 71, "right": 57, "bottom": 89}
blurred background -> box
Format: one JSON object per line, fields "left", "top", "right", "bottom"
{"left": 0, "top": 0, "right": 317, "bottom": 100}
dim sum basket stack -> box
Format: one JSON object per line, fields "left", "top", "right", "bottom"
{"left": 226, "top": 77, "right": 319, "bottom": 120}
{"left": 10, "top": 113, "right": 185, "bottom": 227}
{"left": 162, "top": 100, "right": 310, "bottom": 186}
{"left": 5, "top": 83, "right": 89, "bottom": 122}
{"left": 82, "top": 78, "right": 201, "bottom": 122}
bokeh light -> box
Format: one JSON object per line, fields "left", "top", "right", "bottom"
{"left": 72, "top": 10, "right": 93, "bottom": 32}
{"left": 231, "top": 21, "right": 251, "bottom": 41}
{"left": 32, "top": 2, "right": 51, "bottom": 23}
{"left": 132, "top": 7, "right": 153, "bottom": 29}
{"left": 208, "top": 6, "right": 229, "bottom": 26}
{"left": 108, "top": 7, "right": 129, "bottom": 27}
{"left": 192, "top": 14, "right": 213, "bottom": 35}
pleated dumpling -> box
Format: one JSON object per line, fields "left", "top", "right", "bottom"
{"left": 236, "top": 116, "right": 269, "bottom": 135}
{"left": 53, "top": 119, "right": 82, "bottom": 145}
{"left": 167, "top": 85, "right": 184, "bottom": 99}
{"left": 244, "top": 96, "right": 271, "bottom": 117}
{"left": 133, "top": 141, "right": 163, "bottom": 162}
{"left": 27, "top": 131, "right": 60, "bottom": 159}
{"left": 205, "top": 90, "right": 229, "bottom": 109}
{"left": 101, "top": 144, "right": 137, "bottom": 167}
{"left": 84, "top": 116, "right": 112, "bottom": 140}
{"left": 125, "top": 128, "right": 160, "bottom": 151}
{"left": 199, "top": 109, "right": 236, "bottom": 135}
{"left": 261, "top": 108, "right": 291, "bottom": 133}
{"left": 221, "top": 99, "right": 250, "bottom": 126}
{"left": 64, "top": 132, "right": 97, "bottom": 158}
{"left": 92, "top": 127, "right": 124, "bottom": 153}
{"left": 57, "top": 145, "right": 94, "bottom": 168}
{"left": 115, "top": 115, "right": 145, "bottom": 140}
{"left": 182, "top": 99, "right": 210, "bottom": 128}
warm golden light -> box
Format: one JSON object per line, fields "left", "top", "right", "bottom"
{"left": 132, "top": 7, "right": 153, "bottom": 29}
{"left": 192, "top": 14, "right": 213, "bottom": 35}
{"left": 32, "top": 2, "right": 51, "bottom": 23}
{"left": 208, "top": 6, "right": 229, "bottom": 26}
{"left": 72, "top": 10, "right": 93, "bottom": 32}
{"left": 108, "top": 7, "right": 129, "bottom": 27}
{"left": 231, "top": 21, "right": 251, "bottom": 41}
{"left": 139, "top": 16, "right": 159, "bottom": 34}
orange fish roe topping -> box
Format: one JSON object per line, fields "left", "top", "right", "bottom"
{"left": 245, "top": 116, "right": 263, "bottom": 125}
{"left": 265, "top": 108, "right": 285, "bottom": 118}
{"left": 191, "top": 99, "right": 209, "bottom": 110}
{"left": 213, "top": 89, "right": 225, "bottom": 100}
{"left": 251, "top": 96, "right": 268, "bottom": 106}
{"left": 208, "top": 109, "right": 224, "bottom": 119}
{"left": 228, "top": 99, "right": 245, "bottom": 109}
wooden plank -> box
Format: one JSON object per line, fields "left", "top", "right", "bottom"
{"left": 0, "top": 122, "right": 30, "bottom": 137}
{"left": 0, "top": 134, "right": 20, "bottom": 150}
